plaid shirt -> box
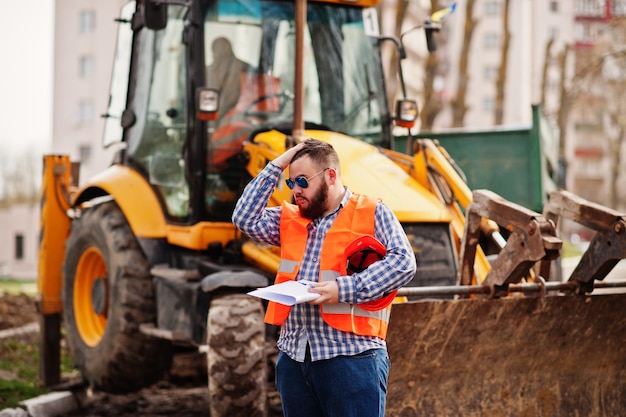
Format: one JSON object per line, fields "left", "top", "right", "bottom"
{"left": 233, "top": 162, "right": 417, "bottom": 362}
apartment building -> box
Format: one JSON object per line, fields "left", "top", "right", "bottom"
{"left": 0, "top": 203, "right": 39, "bottom": 279}
{"left": 568, "top": 0, "right": 626, "bottom": 207}
{"left": 435, "top": 0, "right": 624, "bottom": 210}
{"left": 53, "top": 0, "right": 129, "bottom": 182}
{"left": 433, "top": 0, "right": 574, "bottom": 129}
{"left": 0, "top": 1, "right": 127, "bottom": 279}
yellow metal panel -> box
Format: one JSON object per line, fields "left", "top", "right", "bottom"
{"left": 244, "top": 130, "right": 295, "bottom": 207}
{"left": 308, "top": 131, "right": 452, "bottom": 223}
{"left": 421, "top": 140, "right": 473, "bottom": 209}
{"left": 241, "top": 241, "right": 281, "bottom": 275}
{"left": 38, "top": 155, "right": 73, "bottom": 314}
{"left": 74, "top": 165, "right": 167, "bottom": 238}
{"left": 166, "top": 222, "right": 237, "bottom": 250}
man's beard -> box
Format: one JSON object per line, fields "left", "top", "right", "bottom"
{"left": 299, "top": 183, "right": 329, "bottom": 219}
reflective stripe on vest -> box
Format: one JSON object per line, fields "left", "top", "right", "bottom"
{"left": 278, "top": 259, "right": 299, "bottom": 274}
{"left": 265, "top": 193, "right": 392, "bottom": 339}
{"left": 319, "top": 270, "right": 390, "bottom": 320}
{"left": 319, "top": 268, "right": 392, "bottom": 337}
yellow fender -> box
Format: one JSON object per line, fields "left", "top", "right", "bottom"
{"left": 72, "top": 165, "right": 238, "bottom": 250}
{"left": 73, "top": 165, "right": 167, "bottom": 239}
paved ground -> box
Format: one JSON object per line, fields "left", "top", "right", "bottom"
{"left": 65, "top": 385, "right": 211, "bottom": 417}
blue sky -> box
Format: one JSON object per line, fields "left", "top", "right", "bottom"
{"left": 0, "top": 1, "right": 54, "bottom": 158}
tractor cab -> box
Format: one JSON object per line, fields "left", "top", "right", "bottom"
{"left": 102, "top": 0, "right": 395, "bottom": 223}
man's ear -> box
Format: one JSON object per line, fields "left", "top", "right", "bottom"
{"left": 328, "top": 168, "right": 338, "bottom": 183}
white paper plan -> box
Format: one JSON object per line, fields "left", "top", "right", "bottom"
{"left": 247, "top": 280, "right": 320, "bottom": 306}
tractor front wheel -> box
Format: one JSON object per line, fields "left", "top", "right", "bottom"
{"left": 62, "top": 201, "right": 172, "bottom": 392}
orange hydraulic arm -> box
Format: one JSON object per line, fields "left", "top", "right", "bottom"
{"left": 38, "top": 155, "right": 75, "bottom": 315}
{"left": 380, "top": 139, "right": 495, "bottom": 283}
{"left": 37, "top": 154, "right": 76, "bottom": 386}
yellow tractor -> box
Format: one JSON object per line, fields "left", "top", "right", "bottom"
{"left": 38, "top": 0, "right": 626, "bottom": 416}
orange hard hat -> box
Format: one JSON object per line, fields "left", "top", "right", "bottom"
{"left": 344, "top": 235, "right": 386, "bottom": 275}
{"left": 344, "top": 236, "right": 398, "bottom": 311}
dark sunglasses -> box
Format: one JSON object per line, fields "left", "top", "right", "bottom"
{"left": 285, "top": 168, "right": 329, "bottom": 190}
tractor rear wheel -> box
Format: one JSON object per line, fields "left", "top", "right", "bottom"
{"left": 207, "top": 294, "right": 266, "bottom": 417}
{"left": 62, "top": 201, "right": 172, "bottom": 392}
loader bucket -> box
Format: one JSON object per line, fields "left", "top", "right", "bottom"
{"left": 386, "top": 293, "right": 626, "bottom": 417}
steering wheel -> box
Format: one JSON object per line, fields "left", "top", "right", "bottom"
{"left": 243, "top": 91, "right": 294, "bottom": 125}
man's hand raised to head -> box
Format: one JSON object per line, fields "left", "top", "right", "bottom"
{"left": 272, "top": 140, "right": 306, "bottom": 170}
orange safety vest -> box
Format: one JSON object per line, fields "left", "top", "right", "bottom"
{"left": 264, "top": 194, "right": 393, "bottom": 339}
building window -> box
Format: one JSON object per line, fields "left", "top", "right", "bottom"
{"left": 550, "top": 1, "right": 559, "bottom": 12}
{"left": 603, "top": 55, "right": 622, "bottom": 80}
{"left": 483, "top": 65, "right": 498, "bottom": 81}
{"left": 549, "top": 27, "right": 559, "bottom": 40}
{"left": 79, "top": 10, "right": 96, "bottom": 33}
{"left": 484, "top": 33, "right": 499, "bottom": 49}
{"left": 15, "top": 234, "right": 24, "bottom": 260}
{"left": 483, "top": 97, "right": 495, "bottom": 112}
{"left": 547, "top": 78, "right": 560, "bottom": 92}
{"left": 78, "top": 144, "right": 92, "bottom": 163}
{"left": 78, "top": 100, "right": 94, "bottom": 124}
{"left": 485, "top": 1, "right": 499, "bottom": 16}
{"left": 578, "top": 157, "right": 603, "bottom": 177}
{"left": 79, "top": 55, "right": 94, "bottom": 78}
{"left": 575, "top": 0, "right": 605, "bottom": 16}
{"left": 576, "top": 21, "right": 605, "bottom": 43}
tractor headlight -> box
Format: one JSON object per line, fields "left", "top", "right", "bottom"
{"left": 395, "top": 99, "right": 418, "bottom": 128}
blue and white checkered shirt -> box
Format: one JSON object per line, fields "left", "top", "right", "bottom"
{"left": 233, "top": 162, "right": 417, "bottom": 362}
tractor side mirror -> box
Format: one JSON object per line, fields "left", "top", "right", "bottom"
{"left": 423, "top": 18, "right": 442, "bottom": 53}
{"left": 395, "top": 99, "right": 419, "bottom": 128}
{"left": 143, "top": 0, "right": 168, "bottom": 30}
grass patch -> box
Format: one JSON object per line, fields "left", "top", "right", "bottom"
{"left": 0, "top": 330, "right": 78, "bottom": 409}
{"left": 0, "top": 279, "right": 37, "bottom": 296}
{"left": 0, "top": 379, "right": 48, "bottom": 409}
{"left": 1, "top": 339, "right": 41, "bottom": 381}
{"left": 0, "top": 337, "right": 48, "bottom": 408}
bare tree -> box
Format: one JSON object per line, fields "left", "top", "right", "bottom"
{"left": 419, "top": 0, "right": 443, "bottom": 130}
{"left": 420, "top": 0, "right": 471, "bottom": 130}
{"left": 0, "top": 150, "right": 40, "bottom": 205}
{"left": 540, "top": 37, "right": 555, "bottom": 116}
{"left": 601, "top": 50, "right": 626, "bottom": 208}
{"left": 556, "top": 43, "right": 571, "bottom": 189}
{"left": 381, "top": 0, "right": 410, "bottom": 106}
{"left": 381, "top": 0, "right": 460, "bottom": 131}
{"left": 493, "top": 0, "right": 510, "bottom": 125}
{"left": 608, "top": 107, "right": 626, "bottom": 209}
{"left": 555, "top": 15, "right": 626, "bottom": 205}
{"left": 450, "top": 0, "right": 477, "bottom": 127}
{"left": 571, "top": 51, "right": 626, "bottom": 208}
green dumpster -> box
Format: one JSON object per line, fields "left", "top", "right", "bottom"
{"left": 394, "top": 106, "right": 559, "bottom": 212}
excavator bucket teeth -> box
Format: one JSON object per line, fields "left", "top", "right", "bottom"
{"left": 386, "top": 293, "right": 626, "bottom": 416}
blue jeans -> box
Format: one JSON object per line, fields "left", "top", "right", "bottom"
{"left": 276, "top": 347, "right": 390, "bottom": 417}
